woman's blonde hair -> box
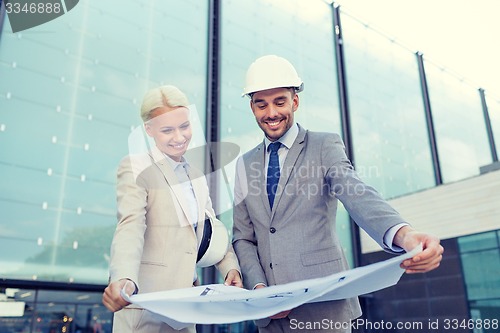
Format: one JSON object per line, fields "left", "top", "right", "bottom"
{"left": 140, "top": 85, "right": 190, "bottom": 122}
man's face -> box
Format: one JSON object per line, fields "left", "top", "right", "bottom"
{"left": 144, "top": 106, "right": 192, "bottom": 161}
{"left": 250, "top": 87, "right": 299, "bottom": 142}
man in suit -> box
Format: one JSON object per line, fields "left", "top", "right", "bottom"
{"left": 103, "top": 85, "right": 241, "bottom": 333}
{"left": 232, "top": 55, "right": 443, "bottom": 333}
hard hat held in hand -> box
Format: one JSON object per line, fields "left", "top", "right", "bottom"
{"left": 196, "top": 211, "right": 230, "bottom": 268}
{"left": 242, "top": 55, "right": 304, "bottom": 97}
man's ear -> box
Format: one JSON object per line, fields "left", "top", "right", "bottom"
{"left": 292, "top": 93, "right": 299, "bottom": 112}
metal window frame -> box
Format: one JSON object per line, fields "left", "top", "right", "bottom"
{"left": 202, "top": 0, "right": 220, "bottom": 285}
{"left": 200, "top": 0, "right": 221, "bottom": 331}
{"left": 0, "top": 0, "right": 6, "bottom": 39}
{"left": 332, "top": 3, "right": 362, "bottom": 268}
{"left": 416, "top": 52, "right": 443, "bottom": 186}
{"left": 479, "top": 88, "right": 499, "bottom": 162}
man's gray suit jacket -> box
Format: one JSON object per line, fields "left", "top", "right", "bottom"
{"left": 233, "top": 124, "right": 406, "bottom": 328}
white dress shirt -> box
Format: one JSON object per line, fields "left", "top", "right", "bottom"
{"left": 165, "top": 155, "right": 199, "bottom": 228}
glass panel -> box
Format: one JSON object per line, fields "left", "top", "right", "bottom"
{"left": 0, "top": 0, "right": 208, "bottom": 284}
{"left": 0, "top": 288, "right": 35, "bottom": 333}
{"left": 75, "top": 304, "right": 112, "bottom": 333}
{"left": 340, "top": 12, "right": 435, "bottom": 199}
{"left": 458, "top": 231, "right": 498, "bottom": 253}
{"left": 470, "top": 299, "right": 500, "bottom": 333}
{"left": 221, "top": 0, "right": 340, "bottom": 152}
{"left": 461, "top": 249, "right": 500, "bottom": 301}
{"left": 459, "top": 231, "right": 500, "bottom": 331}
{"left": 0, "top": 288, "right": 112, "bottom": 333}
{"left": 32, "top": 302, "right": 75, "bottom": 333}
{"left": 424, "top": 61, "right": 492, "bottom": 183}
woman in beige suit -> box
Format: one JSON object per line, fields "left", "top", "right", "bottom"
{"left": 102, "top": 85, "right": 242, "bottom": 333}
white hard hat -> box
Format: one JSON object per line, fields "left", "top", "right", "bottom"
{"left": 242, "top": 55, "right": 304, "bottom": 97}
{"left": 196, "top": 211, "right": 230, "bottom": 268}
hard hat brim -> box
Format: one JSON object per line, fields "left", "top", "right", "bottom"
{"left": 196, "top": 213, "right": 230, "bottom": 268}
{"left": 242, "top": 82, "right": 304, "bottom": 98}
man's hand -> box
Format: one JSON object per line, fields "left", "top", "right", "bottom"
{"left": 102, "top": 279, "right": 136, "bottom": 312}
{"left": 224, "top": 269, "right": 243, "bottom": 288}
{"left": 394, "top": 226, "right": 444, "bottom": 274}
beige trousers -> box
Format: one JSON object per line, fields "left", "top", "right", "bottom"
{"left": 112, "top": 308, "right": 196, "bottom": 333}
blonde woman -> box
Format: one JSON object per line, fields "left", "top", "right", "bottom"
{"left": 103, "top": 85, "right": 242, "bottom": 333}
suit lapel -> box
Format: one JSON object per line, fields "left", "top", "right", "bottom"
{"left": 149, "top": 146, "right": 195, "bottom": 230}
{"left": 251, "top": 141, "right": 272, "bottom": 215}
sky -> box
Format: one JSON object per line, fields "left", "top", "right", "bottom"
{"left": 334, "top": 0, "right": 500, "bottom": 99}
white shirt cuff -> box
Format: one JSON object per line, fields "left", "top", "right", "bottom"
{"left": 383, "top": 223, "right": 409, "bottom": 252}
{"left": 253, "top": 283, "right": 267, "bottom": 290}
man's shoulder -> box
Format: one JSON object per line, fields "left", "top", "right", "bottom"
{"left": 240, "top": 142, "right": 264, "bottom": 160}
{"left": 304, "top": 129, "right": 342, "bottom": 143}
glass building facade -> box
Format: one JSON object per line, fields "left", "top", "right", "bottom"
{"left": 459, "top": 231, "right": 500, "bottom": 324}
{"left": 1, "top": 1, "right": 499, "bottom": 332}
{"left": 340, "top": 13, "right": 435, "bottom": 198}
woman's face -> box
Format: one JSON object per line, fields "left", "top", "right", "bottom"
{"left": 144, "top": 106, "right": 192, "bottom": 161}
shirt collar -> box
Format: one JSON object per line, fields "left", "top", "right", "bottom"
{"left": 264, "top": 122, "right": 299, "bottom": 150}
{"left": 164, "top": 153, "right": 189, "bottom": 171}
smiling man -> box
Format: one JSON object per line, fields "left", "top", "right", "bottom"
{"left": 232, "top": 55, "right": 444, "bottom": 333}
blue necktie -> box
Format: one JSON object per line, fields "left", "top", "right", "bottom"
{"left": 267, "top": 142, "right": 281, "bottom": 208}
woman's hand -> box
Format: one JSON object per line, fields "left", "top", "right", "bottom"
{"left": 224, "top": 269, "right": 243, "bottom": 288}
{"left": 102, "top": 279, "right": 136, "bottom": 312}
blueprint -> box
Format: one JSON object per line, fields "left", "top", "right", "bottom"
{"left": 121, "top": 244, "right": 422, "bottom": 330}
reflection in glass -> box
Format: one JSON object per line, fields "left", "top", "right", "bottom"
{"left": 459, "top": 231, "right": 500, "bottom": 328}
{"left": 0, "top": 288, "right": 112, "bottom": 333}
{"left": 0, "top": 0, "right": 208, "bottom": 284}
{"left": 424, "top": 61, "right": 492, "bottom": 183}
{"left": 340, "top": 12, "right": 434, "bottom": 199}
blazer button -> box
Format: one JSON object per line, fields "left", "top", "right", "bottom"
{"left": 270, "top": 227, "right": 276, "bottom": 233}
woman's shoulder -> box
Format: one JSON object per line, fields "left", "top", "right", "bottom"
{"left": 118, "top": 152, "right": 155, "bottom": 175}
